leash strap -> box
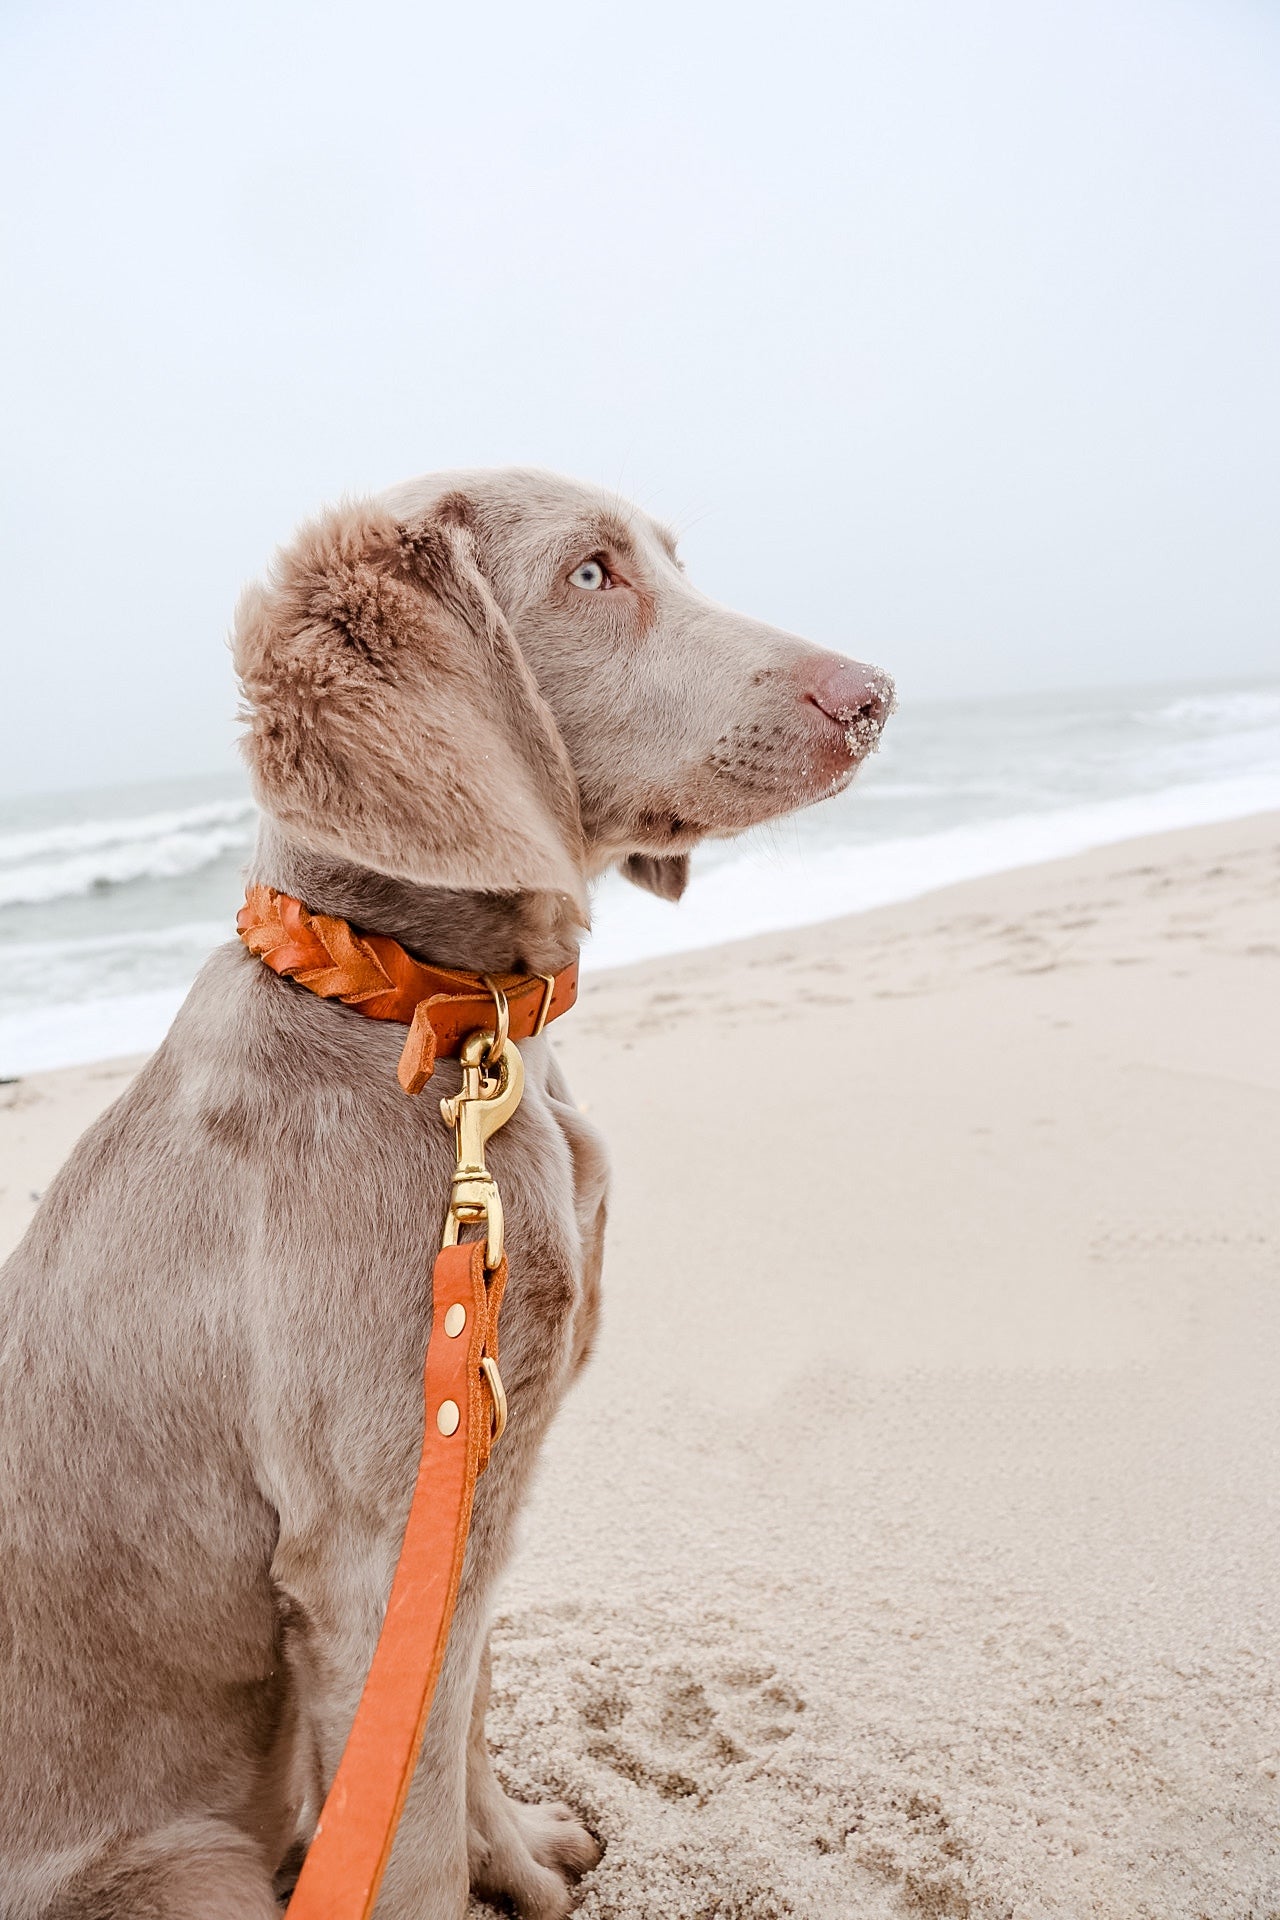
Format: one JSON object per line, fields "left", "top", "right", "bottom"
{"left": 247, "top": 895, "right": 543, "bottom": 1915}
{"left": 286, "top": 1238, "right": 508, "bottom": 1920}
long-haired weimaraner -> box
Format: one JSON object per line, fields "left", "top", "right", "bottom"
{"left": 0, "top": 469, "right": 892, "bottom": 1919}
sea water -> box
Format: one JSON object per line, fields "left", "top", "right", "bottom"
{"left": 1, "top": 677, "right": 1277, "bottom": 1077}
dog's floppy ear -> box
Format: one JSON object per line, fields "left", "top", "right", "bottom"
{"left": 620, "top": 853, "right": 690, "bottom": 901}
{"left": 234, "top": 500, "right": 587, "bottom": 918}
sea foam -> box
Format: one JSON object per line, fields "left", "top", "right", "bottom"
{"left": 3, "top": 768, "right": 1276, "bottom": 1079}
{"left": 0, "top": 800, "right": 256, "bottom": 908}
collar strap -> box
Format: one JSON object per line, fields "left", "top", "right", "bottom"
{"left": 236, "top": 886, "right": 578, "bottom": 1095}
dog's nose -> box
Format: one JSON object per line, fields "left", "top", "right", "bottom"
{"left": 804, "top": 656, "right": 896, "bottom": 751}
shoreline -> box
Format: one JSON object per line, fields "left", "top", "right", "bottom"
{"left": 2, "top": 804, "right": 1276, "bottom": 1134}
{"left": 3, "top": 797, "right": 1279, "bottom": 1082}
{"left": 585, "top": 775, "right": 1280, "bottom": 970}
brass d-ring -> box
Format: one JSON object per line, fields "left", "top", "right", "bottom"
{"left": 480, "top": 976, "right": 510, "bottom": 1071}
{"left": 480, "top": 1355, "right": 508, "bottom": 1443}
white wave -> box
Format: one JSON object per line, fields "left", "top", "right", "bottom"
{"left": 0, "top": 803, "right": 256, "bottom": 907}
{"left": 0, "top": 988, "right": 191, "bottom": 1079}
{"left": 1144, "top": 690, "right": 1280, "bottom": 730}
{"left": 582, "top": 771, "right": 1280, "bottom": 971}
{"left": 0, "top": 922, "right": 229, "bottom": 1023}
{"left": 4, "top": 772, "right": 1276, "bottom": 1079}
{"left": 2, "top": 920, "right": 227, "bottom": 961}
{"left": 0, "top": 799, "right": 255, "bottom": 863}
{"left": 853, "top": 780, "right": 949, "bottom": 799}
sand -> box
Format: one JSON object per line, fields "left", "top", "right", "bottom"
{"left": 3, "top": 814, "right": 1278, "bottom": 1918}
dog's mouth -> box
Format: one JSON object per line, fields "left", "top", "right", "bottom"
{"left": 796, "top": 664, "right": 895, "bottom": 798}
{"left": 624, "top": 662, "right": 895, "bottom": 852}
{"left": 805, "top": 708, "right": 885, "bottom": 796}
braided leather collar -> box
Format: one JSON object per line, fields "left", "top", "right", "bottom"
{"left": 236, "top": 886, "right": 578, "bottom": 1094}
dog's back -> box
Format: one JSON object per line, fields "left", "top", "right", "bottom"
{"left": 0, "top": 954, "right": 297, "bottom": 1912}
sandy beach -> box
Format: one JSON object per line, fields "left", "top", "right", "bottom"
{"left": 2, "top": 812, "right": 1278, "bottom": 1918}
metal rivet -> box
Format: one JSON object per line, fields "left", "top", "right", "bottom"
{"left": 444, "top": 1303, "right": 467, "bottom": 1338}
{"left": 436, "top": 1399, "right": 460, "bottom": 1437}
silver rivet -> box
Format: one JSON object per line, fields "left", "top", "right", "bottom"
{"left": 444, "top": 1303, "right": 467, "bottom": 1338}
{"left": 436, "top": 1399, "right": 460, "bottom": 1436}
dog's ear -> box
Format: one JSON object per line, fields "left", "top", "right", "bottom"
{"left": 234, "top": 500, "right": 587, "bottom": 919}
{"left": 619, "top": 853, "right": 690, "bottom": 901}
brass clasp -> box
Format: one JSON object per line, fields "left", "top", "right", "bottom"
{"left": 439, "top": 1032, "right": 524, "bottom": 1268}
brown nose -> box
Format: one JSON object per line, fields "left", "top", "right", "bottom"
{"left": 804, "top": 655, "right": 896, "bottom": 749}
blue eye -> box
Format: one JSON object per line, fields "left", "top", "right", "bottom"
{"left": 569, "top": 560, "right": 607, "bottom": 591}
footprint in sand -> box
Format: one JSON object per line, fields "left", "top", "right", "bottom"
{"left": 578, "top": 1658, "right": 806, "bottom": 1804}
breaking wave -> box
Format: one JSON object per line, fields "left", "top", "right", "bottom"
{"left": 0, "top": 800, "right": 257, "bottom": 908}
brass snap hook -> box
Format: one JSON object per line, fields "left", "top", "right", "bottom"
{"left": 439, "top": 1034, "right": 525, "bottom": 1268}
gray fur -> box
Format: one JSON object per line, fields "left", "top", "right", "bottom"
{"left": 0, "top": 469, "right": 891, "bottom": 1917}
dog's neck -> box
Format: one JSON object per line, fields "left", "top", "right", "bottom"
{"left": 249, "top": 819, "right": 583, "bottom": 976}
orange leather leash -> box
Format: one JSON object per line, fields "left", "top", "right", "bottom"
{"left": 236, "top": 886, "right": 578, "bottom": 1093}
{"left": 235, "top": 892, "right": 567, "bottom": 1918}
{"left": 286, "top": 1240, "right": 507, "bottom": 1920}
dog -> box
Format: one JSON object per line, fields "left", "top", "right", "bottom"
{"left": 0, "top": 468, "right": 893, "bottom": 1918}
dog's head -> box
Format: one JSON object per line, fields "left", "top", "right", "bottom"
{"left": 234, "top": 468, "right": 894, "bottom": 937}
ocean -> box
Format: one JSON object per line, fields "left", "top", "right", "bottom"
{"left": 2, "top": 675, "right": 1277, "bottom": 1079}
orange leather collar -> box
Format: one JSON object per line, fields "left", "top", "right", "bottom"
{"left": 236, "top": 886, "right": 578, "bottom": 1093}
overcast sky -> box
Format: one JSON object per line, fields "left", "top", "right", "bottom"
{"left": 2, "top": 0, "right": 1277, "bottom": 796}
